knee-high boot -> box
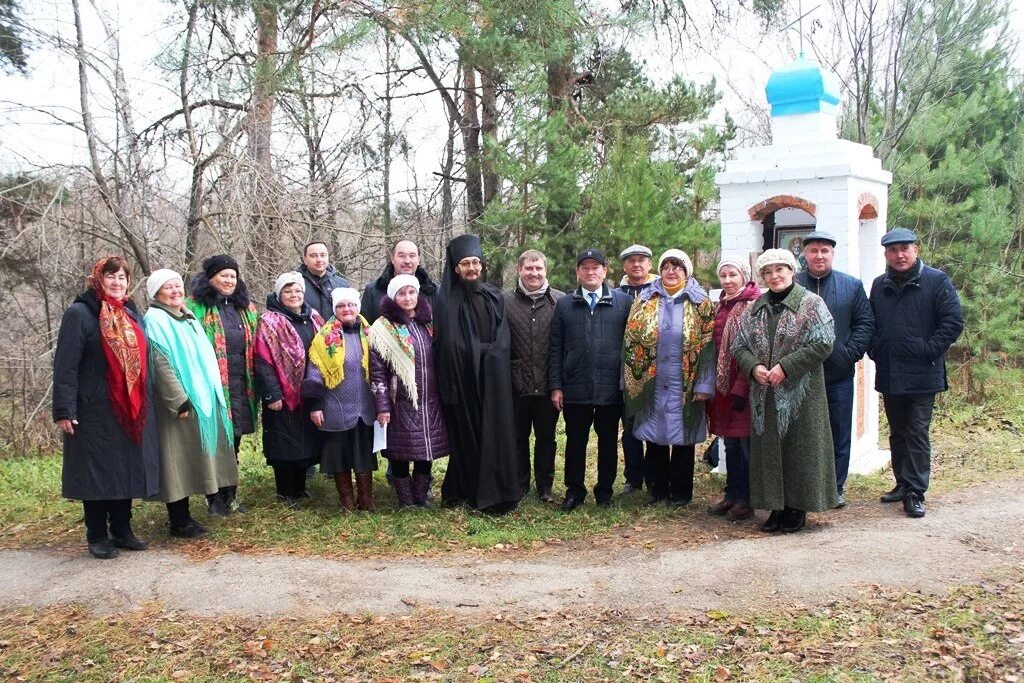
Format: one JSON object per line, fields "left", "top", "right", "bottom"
{"left": 334, "top": 471, "right": 355, "bottom": 512}
{"left": 355, "top": 473, "right": 375, "bottom": 512}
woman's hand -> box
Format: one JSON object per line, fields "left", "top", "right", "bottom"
{"left": 267, "top": 400, "right": 283, "bottom": 411}
{"left": 376, "top": 412, "right": 390, "bottom": 426}
{"left": 693, "top": 392, "right": 712, "bottom": 402}
{"left": 310, "top": 410, "right": 324, "bottom": 428}
{"left": 767, "top": 364, "right": 787, "bottom": 387}
{"left": 56, "top": 419, "right": 78, "bottom": 435}
{"left": 752, "top": 365, "right": 771, "bottom": 386}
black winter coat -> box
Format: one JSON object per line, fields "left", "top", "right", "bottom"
{"left": 300, "top": 264, "right": 350, "bottom": 320}
{"left": 504, "top": 284, "right": 565, "bottom": 397}
{"left": 360, "top": 264, "right": 439, "bottom": 324}
{"left": 549, "top": 283, "right": 631, "bottom": 406}
{"left": 256, "top": 295, "right": 323, "bottom": 463}
{"left": 868, "top": 260, "right": 964, "bottom": 395}
{"left": 795, "top": 269, "right": 874, "bottom": 384}
{"left": 52, "top": 290, "right": 160, "bottom": 501}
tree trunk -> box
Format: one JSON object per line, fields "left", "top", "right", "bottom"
{"left": 248, "top": 0, "right": 279, "bottom": 282}
{"left": 481, "top": 68, "right": 499, "bottom": 207}
{"left": 461, "top": 59, "right": 484, "bottom": 224}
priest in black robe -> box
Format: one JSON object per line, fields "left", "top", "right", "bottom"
{"left": 435, "top": 234, "right": 520, "bottom": 513}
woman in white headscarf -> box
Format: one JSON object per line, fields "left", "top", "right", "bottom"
{"left": 144, "top": 269, "right": 236, "bottom": 539}
{"left": 254, "top": 271, "right": 325, "bottom": 507}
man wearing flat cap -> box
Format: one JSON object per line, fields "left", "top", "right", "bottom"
{"left": 869, "top": 228, "right": 963, "bottom": 518}
{"left": 616, "top": 244, "right": 657, "bottom": 496}
{"left": 549, "top": 248, "right": 632, "bottom": 511}
{"left": 434, "top": 234, "right": 520, "bottom": 513}
{"left": 794, "top": 230, "right": 874, "bottom": 508}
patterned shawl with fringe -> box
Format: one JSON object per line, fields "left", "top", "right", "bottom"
{"left": 368, "top": 316, "right": 433, "bottom": 410}
{"left": 308, "top": 314, "right": 370, "bottom": 391}
{"left": 255, "top": 308, "right": 325, "bottom": 411}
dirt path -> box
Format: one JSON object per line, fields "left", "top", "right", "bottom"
{"left": 2, "top": 480, "right": 1021, "bottom": 618}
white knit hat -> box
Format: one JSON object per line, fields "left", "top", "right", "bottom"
{"left": 331, "top": 287, "right": 361, "bottom": 311}
{"left": 755, "top": 248, "right": 800, "bottom": 274}
{"left": 274, "top": 271, "right": 305, "bottom": 298}
{"left": 716, "top": 257, "right": 751, "bottom": 283}
{"left": 386, "top": 274, "right": 420, "bottom": 299}
{"left": 657, "top": 249, "right": 693, "bottom": 277}
{"left": 146, "top": 269, "right": 183, "bottom": 300}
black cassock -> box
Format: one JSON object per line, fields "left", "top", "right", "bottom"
{"left": 434, "top": 246, "right": 520, "bottom": 513}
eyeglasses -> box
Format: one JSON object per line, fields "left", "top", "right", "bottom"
{"left": 661, "top": 264, "right": 687, "bottom": 273}
{"left": 458, "top": 258, "right": 482, "bottom": 268}
{"left": 335, "top": 302, "right": 359, "bottom": 309}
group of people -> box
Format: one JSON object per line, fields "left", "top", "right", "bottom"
{"left": 54, "top": 227, "right": 963, "bottom": 560}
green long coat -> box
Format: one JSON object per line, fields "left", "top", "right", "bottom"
{"left": 733, "top": 285, "right": 838, "bottom": 513}
{"left": 148, "top": 302, "right": 237, "bottom": 503}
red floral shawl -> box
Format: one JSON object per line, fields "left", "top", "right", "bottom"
{"left": 254, "top": 309, "right": 325, "bottom": 411}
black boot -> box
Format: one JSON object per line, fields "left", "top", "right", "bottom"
{"left": 761, "top": 510, "right": 784, "bottom": 532}
{"left": 781, "top": 508, "right": 806, "bottom": 533}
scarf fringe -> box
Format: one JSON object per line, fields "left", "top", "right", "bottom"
{"left": 369, "top": 319, "right": 419, "bottom": 410}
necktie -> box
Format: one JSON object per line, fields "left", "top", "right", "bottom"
{"left": 588, "top": 292, "right": 597, "bottom": 312}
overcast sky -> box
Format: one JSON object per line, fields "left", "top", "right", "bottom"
{"left": 2, "top": 0, "right": 1022, "bottom": 189}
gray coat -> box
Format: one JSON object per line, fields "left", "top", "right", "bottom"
{"left": 733, "top": 285, "right": 838, "bottom": 513}
{"left": 53, "top": 291, "right": 160, "bottom": 501}
{"left": 146, "top": 302, "right": 237, "bottom": 503}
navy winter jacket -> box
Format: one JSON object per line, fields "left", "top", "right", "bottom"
{"left": 549, "top": 283, "right": 631, "bottom": 405}
{"left": 868, "top": 260, "right": 964, "bottom": 395}
{"left": 795, "top": 269, "right": 874, "bottom": 384}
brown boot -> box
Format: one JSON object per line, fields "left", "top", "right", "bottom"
{"left": 334, "top": 471, "right": 355, "bottom": 512}
{"left": 355, "top": 473, "right": 375, "bottom": 512}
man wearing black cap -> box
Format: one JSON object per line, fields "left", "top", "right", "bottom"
{"left": 549, "top": 248, "right": 632, "bottom": 511}
{"left": 794, "top": 230, "right": 874, "bottom": 508}
{"left": 434, "top": 234, "right": 520, "bottom": 513}
{"left": 616, "top": 244, "right": 657, "bottom": 496}
{"left": 869, "top": 228, "right": 963, "bottom": 518}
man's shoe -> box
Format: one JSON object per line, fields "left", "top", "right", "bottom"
{"left": 537, "top": 486, "right": 554, "bottom": 503}
{"left": 668, "top": 497, "right": 691, "bottom": 509}
{"left": 727, "top": 502, "right": 754, "bottom": 521}
{"left": 207, "top": 497, "right": 232, "bottom": 517}
{"left": 595, "top": 497, "right": 612, "bottom": 508}
{"left": 169, "top": 522, "right": 208, "bottom": 539}
{"left": 620, "top": 481, "right": 642, "bottom": 496}
{"left": 111, "top": 533, "right": 148, "bottom": 551}
{"left": 880, "top": 485, "right": 907, "bottom": 503}
{"left": 88, "top": 540, "right": 119, "bottom": 559}
{"left": 761, "top": 510, "right": 784, "bottom": 532}
{"left": 647, "top": 495, "right": 668, "bottom": 507}
{"left": 834, "top": 493, "right": 846, "bottom": 509}
{"left": 903, "top": 493, "right": 925, "bottom": 518}
{"left": 559, "top": 494, "right": 585, "bottom": 512}
{"left": 707, "top": 498, "right": 733, "bottom": 516}
{"left": 781, "top": 509, "right": 807, "bottom": 533}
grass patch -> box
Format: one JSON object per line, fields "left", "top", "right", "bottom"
{"left": 3, "top": 370, "right": 1024, "bottom": 557}
{"left": 2, "top": 568, "right": 1023, "bottom": 681}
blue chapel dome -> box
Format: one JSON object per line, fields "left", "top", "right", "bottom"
{"left": 765, "top": 56, "right": 840, "bottom": 117}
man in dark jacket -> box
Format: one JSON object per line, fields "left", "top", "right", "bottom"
{"left": 869, "top": 228, "right": 963, "bottom": 518}
{"left": 361, "top": 240, "right": 439, "bottom": 323}
{"left": 795, "top": 230, "right": 874, "bottom": 508}
{"left": 299, "top": 240, "right": 350, "bottom": 319}
{"left": 616, "top": 244, "right": 657, "bottom": 496}
{"left": 549, "top": 248, "right": 632, "bottom": 511}
{"left": 505, "top": 249, "right": 565, "bottom": 502}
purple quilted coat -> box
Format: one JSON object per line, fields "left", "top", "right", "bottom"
{"left": 369, "top": 298, "right": 449, "bottom": 462}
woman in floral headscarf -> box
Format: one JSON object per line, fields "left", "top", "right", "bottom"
{"left": 53, "top": 256, "right": 160, "bottom": 559}
{"left": 303, "top": 287, "right": 377, "bottom": 512}
{"left": 255, "top": 272, "right": 325, "bottom": 507}
{"left": 187, "top": 254, "right": 259, "bottom": 516}
{"left": 622, "top": 249, "right": 716, "bottom": 508}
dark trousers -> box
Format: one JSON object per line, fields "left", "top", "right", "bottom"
{"left": 883, "top": 393, "right": 936, "bottom": 497}
{"left": 825, "top": 377, "right": 855, "bottom": 494}
{"left": 390, "top": 460, "right": 432, "bottom": 478}
{"left": 272, "top": 461, "right": 315, "bottom": 499}
{"left": 722, "top": 437, "right": 751, "bottom": 503}
{"left": 82, "top": 499, "right": 132, "bottom": 543}
{"left": 208, "top": 435, "right": 244, "bottom": 505}
{"left": 513, "top": 395, "right": 559, "bottom": 495}
{"left": 166, "top": 498, "right": 192, "bottom": 527}
{"left": 645, "top": 444, "right": 695, "bottom": 502}
{"left": 563, "top": 403, "right": 621, "bottom": 502}
{"left": 621, "top": 417, "right": 649, "bottom": 489}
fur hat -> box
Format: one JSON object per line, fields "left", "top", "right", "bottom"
{"left": 202, "top": 254, "right": 239, "bottom": 278}
{"left": 387, "top": 274, "right": 420, "bottom": 299}
{"left": 755, "top": 248, "right": 799, "bottom": 273}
